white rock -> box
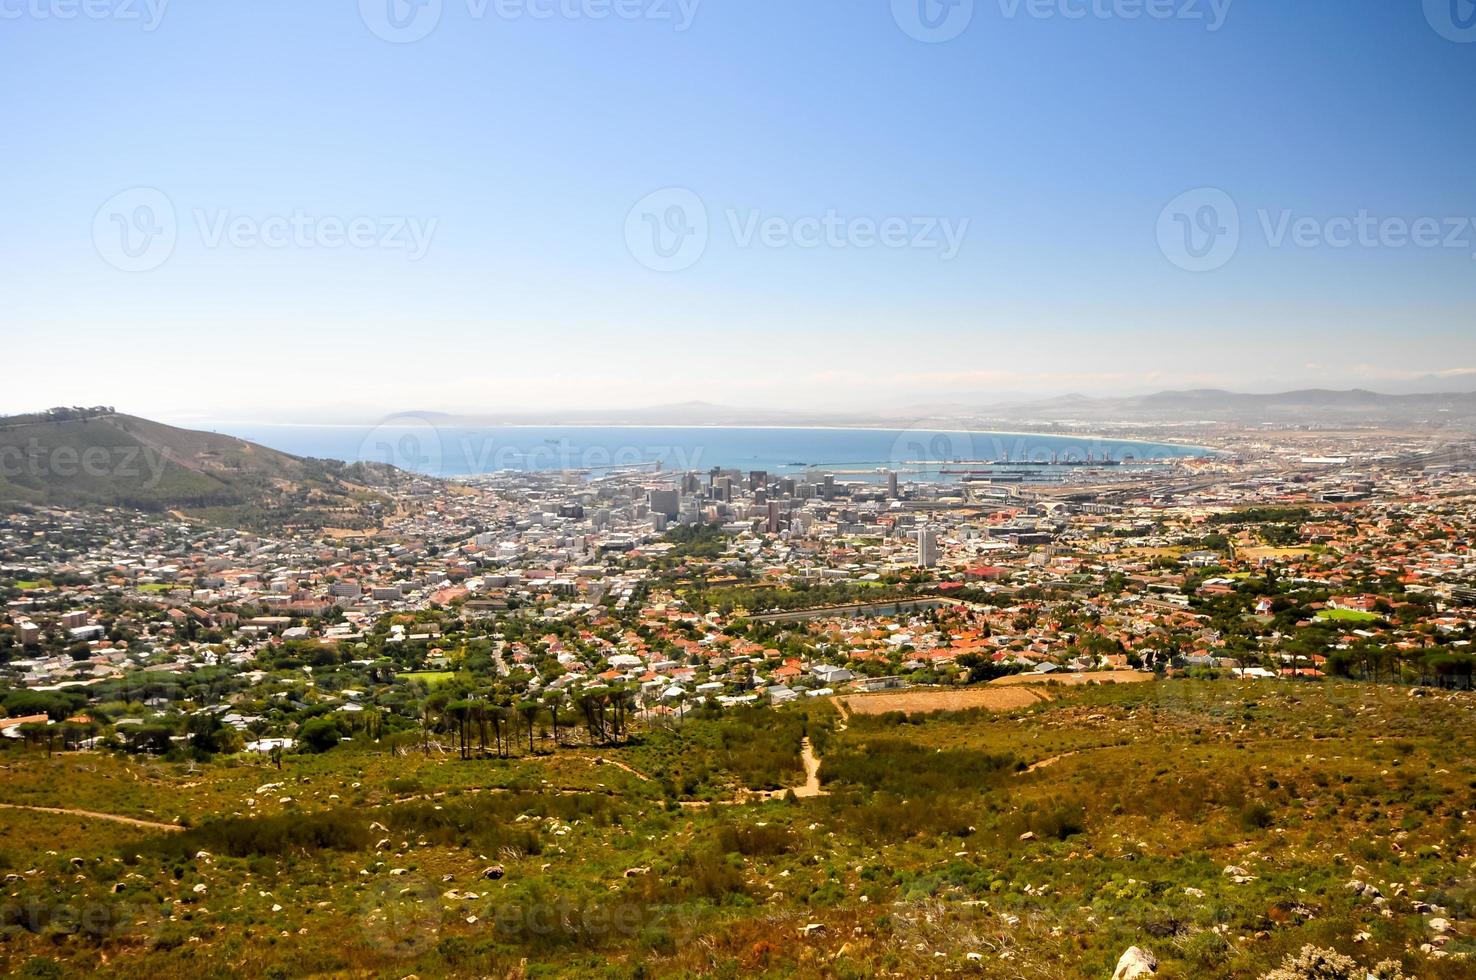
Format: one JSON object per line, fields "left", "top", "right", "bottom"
{"left": 1112, "top": 946, "right": 1158, "bottom": 980}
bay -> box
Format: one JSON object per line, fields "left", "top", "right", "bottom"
{"left": 218, "top": 423, "right": 1213, "bottom": 481}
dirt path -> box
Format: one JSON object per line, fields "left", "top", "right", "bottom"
{"left": 0, "top": 802, "right": 183, "bottom": 832}
{"left": 591, "top": 756, "right": 651, "bottom": 782}
{"left": 792, "top": 738, "right": 824, "bottom": 798}
{"left": 1018, "top": 742, "right": 1133, "bottom": 775}
{"left": 1019, "top": 751, "right": 1078, "bottom": 774}
{"left": 751, "top": 737, "right": 826, "bottom": 801}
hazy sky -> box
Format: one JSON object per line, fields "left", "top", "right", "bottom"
{"left": 4, "top": 0, "right": 1476, "bottom": 422}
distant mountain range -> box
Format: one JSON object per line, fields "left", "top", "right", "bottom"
{"left": 408, "top": 388, "right": 1476, "bottom": 427}
{"left": 0, "top": 410, "right": 401, "bottom": 532}
{"left": 977, "top": 388, "right": 1476, "bottom": 423}
{"left": 409, "top": 401, "right": 871, "bottom": 427}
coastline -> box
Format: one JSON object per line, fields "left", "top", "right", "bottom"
{"left": 207, "top": 420, "right": 1228, "bottom": 459}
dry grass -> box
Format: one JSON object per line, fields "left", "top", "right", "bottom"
{"left": 991, "top": 670, "right": 1155, "bottom": 687}
{"left": 1237, "top": 546, "right": 1315, "bottom": 560}
{"left": 836, "top": 686, "right": 1046, "bottom": 715}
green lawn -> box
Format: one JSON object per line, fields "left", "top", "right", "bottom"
{"left": 1316, "top": 608, "right": 1382, "bottom": 623}
{"left": 398, "top": 670, "right": 458, "bottom": 686}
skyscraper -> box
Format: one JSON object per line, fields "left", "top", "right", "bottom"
{"left": 648, "top": 489, "right": 680, "bottom": 519}
{"left": 916, "top": 527, "right": 939, "bottom": 568}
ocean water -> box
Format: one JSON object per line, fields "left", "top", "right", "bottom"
{"left": 218, "top": 422, "right": 1212, "bottom": 482}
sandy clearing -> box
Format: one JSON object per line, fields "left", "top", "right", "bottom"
{"left": 836, "top": 686, "right": 1047, "bottom": 715}
{"left": 991, "top": 670, "right": 1156, "bottom": 687}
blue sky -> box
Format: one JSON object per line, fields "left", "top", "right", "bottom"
{"left": 3, "top": 0, "right": 1475, "bottom": 421}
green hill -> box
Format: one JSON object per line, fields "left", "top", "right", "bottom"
{"left": 0, "top": 410, "right": 398, "bottom": 533}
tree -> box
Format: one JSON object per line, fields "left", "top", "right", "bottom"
{"left": 517, "top": 700, "right": 540, "bottom": 755}
{"left": 545, "top": 692, "right": 567, "bottom": 748}
{"left": 298, "top": 716, "right": 342, "bottom": 754}
{"left": 446, "top": 701, "right": 472, "bottom": 760}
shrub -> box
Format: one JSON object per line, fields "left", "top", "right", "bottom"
{"left": 15, "top": 958, "right": 63, "bottom": 980}
{"left": 715, "top": 823, "right": 792, "bottom": 856}
{"left": 136, "top": 810, "right": 370, "bottom": 860}
{"left": 1027, "top": 799, "right": 1086, "bottom": 841}
{"left": 1260, "top": 945, "right": 1363, "bottom": 980}
{"left": 820, "top": 739, "right": 1016, "bottom": 796}
{"left": 1180, "top": 929, "right": 1231, "bottom": 970}
{"left": 1239, "top": 801, "right": 1274, "bottom": 831}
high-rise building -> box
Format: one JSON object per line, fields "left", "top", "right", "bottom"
{"left": 887, "top": 470, "right": 899, "bottom": 498}
{"left": 648, "top": 489, "right": 680, "bottom": 519}
{"left": 916, "top": 527, "right": 939, "bottom": 568}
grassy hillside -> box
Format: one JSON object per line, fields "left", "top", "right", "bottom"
{"left": 0, "top": 412, "right": 394, "bottom": 532}
{"left": 0, "top": 680, "right": 1471, "bottom": 978}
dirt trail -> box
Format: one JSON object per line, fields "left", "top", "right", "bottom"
{"left": 1020, "top": 751, "right": 1078, "bottom": 774}
{"left": 751, "top": 737, "right": 826, "bottom": 801}
{"left": 591, "top": 757, "right": 650, "bottom": 782}
{"left": 792, "top": 738, "right": 824, "bottom": 798}
{"left": 0, "top": 802, "right": 183, "bottom": 832}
